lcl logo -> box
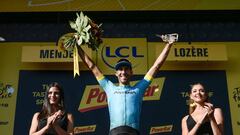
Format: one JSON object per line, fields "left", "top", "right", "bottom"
{"left": 101, "top": 45, "right": 144, "bottom": 69}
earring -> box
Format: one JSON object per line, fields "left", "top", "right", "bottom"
{"left": 190, "top": 102, "right": 196, "bottom": 107}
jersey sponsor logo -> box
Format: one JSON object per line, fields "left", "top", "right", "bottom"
{"left": 113, "top": 91, "right": 137, "bottom": 94}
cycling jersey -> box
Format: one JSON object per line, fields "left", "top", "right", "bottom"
{"left": 97, "top": 75, "right": 152, "bottom": 130}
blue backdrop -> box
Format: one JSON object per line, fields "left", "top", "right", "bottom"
{"left": 14, "top": 70, "right": 232, "bottom": 135}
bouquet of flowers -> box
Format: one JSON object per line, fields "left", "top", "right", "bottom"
{"left": 58, "top": 12, "right": 103, "bottom": 77}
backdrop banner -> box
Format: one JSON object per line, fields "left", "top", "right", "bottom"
{"left": 14, "top": 70, "right": 232, "bottom": 134}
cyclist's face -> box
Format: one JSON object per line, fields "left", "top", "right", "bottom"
{"left": 115, "top": 66, "right": 133, "bottom": 85}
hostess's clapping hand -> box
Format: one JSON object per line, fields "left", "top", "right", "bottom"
{"left": 204, "top": 102, "right": 214, "bottom": 119}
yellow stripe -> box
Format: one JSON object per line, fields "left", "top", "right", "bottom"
{"left": 96, "top": 75, "right": 105, "bottom": 81}
{"left": 144, "top": 74, "right": 153, "bottom": 81}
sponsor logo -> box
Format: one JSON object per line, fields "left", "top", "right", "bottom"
{"left": 79, "top": 77, "right": 165, "bottom": 112}
{"left": 32, "top": 84, "right": 49, "bottom": 105}
{"left": 232, "top": 87, "right": 240, "bottom": 126}
{"left": 114, "top": 91, "right": 136, "bottom": 94}
{"left": 74, "top": 125, "right": 96, "bottom": 134}
{"left": 233, "top": 87, "right": 240, "bottom": 105}
{"left": 150, "top": 125, "right": 173, "bottom": 134}
{"left": 0, "top": 83, "right": 14, "bottom": 99}
{"left": 101, "top": 45, "right": 144, "bottom": 69}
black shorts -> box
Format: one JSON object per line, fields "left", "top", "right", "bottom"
{"left": 109, "top": 126, "right": 140, "bottom": 135}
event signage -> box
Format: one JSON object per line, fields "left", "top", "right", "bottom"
{"left": 14, "top": 70, "right": 233, "bottom": 135}
{"left": 97, "top": 38, "right": 148, "bottom": 74}
{"left": 156, "top": 43, "right": 228, "bottom": 61}
{"left": 21, "top": 46, "right": 92, "bottom": 62}
{"left": 79, "top": 77, "right": 165, "bottom": 112}
{"left": 149, "top": 125, "right": 173, "bottom": 134}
